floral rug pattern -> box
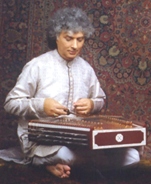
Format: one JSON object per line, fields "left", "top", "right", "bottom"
{"left": 1, "top": 0, "right": 151, "bottom": 158}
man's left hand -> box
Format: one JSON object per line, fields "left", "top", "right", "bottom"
{"left": 73, "top": 98, "right": 94, "bottom": 116}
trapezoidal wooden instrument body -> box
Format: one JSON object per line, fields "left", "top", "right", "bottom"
{"left": 28, "top": 115, "right": 146, "bottom": 149}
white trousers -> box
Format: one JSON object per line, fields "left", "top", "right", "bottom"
{"left": 32, "top": 146, "right": 140, "bottom": 169}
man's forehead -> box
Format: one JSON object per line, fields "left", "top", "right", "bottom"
{"left": 61, "top": 30, "right": 85, "bottom": 37}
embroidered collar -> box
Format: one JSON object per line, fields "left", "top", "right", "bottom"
{"left": 53, "top": 49, "right": 79, "bottom": 66}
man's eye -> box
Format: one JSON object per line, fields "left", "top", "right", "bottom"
{"left": 78, "top": 38, "right": 84, "bottom": 42}
{"left": 65, "top": 37, "right": 72, "bottom": 41}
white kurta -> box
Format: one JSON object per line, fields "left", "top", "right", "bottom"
{"left": 2, "top": 49, "right": 106, "bottom": 164}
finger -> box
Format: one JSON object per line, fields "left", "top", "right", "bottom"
{"left": 56, "top": 105, "right": 68, "bottom": 112}
{"left": 75, "top": 106, "right": 87, "bottom": 111}
{"left": 75, "top": 109, "right": 88, "bottom": 115}
{"left": 53, "top": 113, "right": 58, "bottom": 117}
{"left": 74, "top": 105, "right": 86, "bottom": 110}
{"left": 74, "top": 101, "right": 85, "bottom": 107}
{"left": 54, "top": 109, "right": 69, "bottom": 116}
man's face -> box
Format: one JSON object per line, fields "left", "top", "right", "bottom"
{"left": 56, "top": 31, "right": 85, "bottom": 61}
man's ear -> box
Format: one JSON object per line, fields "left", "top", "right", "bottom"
{"left": 56, "top": 35, "right": 59, "bottom": 45}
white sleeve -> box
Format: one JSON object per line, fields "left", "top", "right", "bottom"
{"left": 4, "top": 59, "right": 45, "bottom": 119}
{"left": 89, "top": 70, "right": 106, "bottom": 113}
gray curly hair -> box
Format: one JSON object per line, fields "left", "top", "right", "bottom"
{"left": 47, "top": 7, "right": 94, "bottom": 49}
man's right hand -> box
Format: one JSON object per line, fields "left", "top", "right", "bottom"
{"left": 44, "top": 98, "right": 68, "bottom": 117}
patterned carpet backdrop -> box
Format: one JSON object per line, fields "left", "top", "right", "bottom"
{"left": 1, "top": 0, "right": 151, "bottom": 158}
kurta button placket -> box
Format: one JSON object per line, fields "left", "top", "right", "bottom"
{"left": 67, "top": 63, "right": 74, "bottom": 110}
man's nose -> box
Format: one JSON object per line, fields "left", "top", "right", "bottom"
{"left": 71, "top": 40, "right": 78, "bottom": 49}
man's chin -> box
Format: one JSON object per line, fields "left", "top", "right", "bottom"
{"left": 66, "top": 55, "right": 78, "bottom": 61}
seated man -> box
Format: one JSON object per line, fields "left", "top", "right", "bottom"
{"left": 1, "top": 7, "right": 140, "bottom": 178}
